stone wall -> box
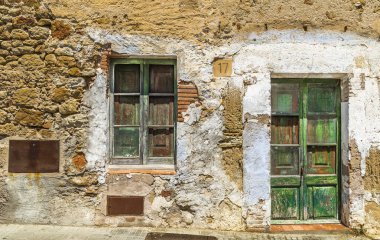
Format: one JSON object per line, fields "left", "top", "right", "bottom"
{"left": 0, "top": 0, "right": 379, "bottom": 236}
{"left": 0, "top": 0, "right": 103, "bottom": 224}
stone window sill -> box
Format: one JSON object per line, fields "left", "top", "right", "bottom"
{"left": 107, "top": 164, "right": 176, "bottom": 175}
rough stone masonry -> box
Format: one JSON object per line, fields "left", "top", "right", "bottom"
{"left": 0, "top": 0, "right": 379, "bottom": 237}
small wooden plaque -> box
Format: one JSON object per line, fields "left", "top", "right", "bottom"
{"left": 213, "top": 59, "right": 232, "bottom": 77}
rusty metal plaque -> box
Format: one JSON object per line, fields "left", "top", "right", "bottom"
{"left": 145, "top": 233, "right": 217, "bottom": 240}
{"left": 8, "top": 140, "right": 60, "bottom": 173}
{"left": 107, "top": 196, "right": 144, "bottom": 216}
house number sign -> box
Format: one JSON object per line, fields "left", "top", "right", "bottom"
{"left": 213, "top": 58, "right": 232, "bottom": 77}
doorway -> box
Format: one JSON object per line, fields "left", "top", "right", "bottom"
{"left": 270, "top": 79, "right": 340, "bottom": 223}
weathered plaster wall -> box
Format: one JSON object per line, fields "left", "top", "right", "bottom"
{"left": 0, "top": 0, "right": 379, "bottom": 236}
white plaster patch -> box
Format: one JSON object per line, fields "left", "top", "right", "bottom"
{"left": 243, "top": 121, "right": 270, "bottom": 205}
{"left": 83, "top": 71, "right": 109, "bottom": 171}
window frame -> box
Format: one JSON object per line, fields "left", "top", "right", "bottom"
{"left": 109, "top": 58, "right": 177, "bottom": 165}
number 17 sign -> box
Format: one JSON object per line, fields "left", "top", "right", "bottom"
{"left": 213, "top": 58, "right": 232, "bottom": 77}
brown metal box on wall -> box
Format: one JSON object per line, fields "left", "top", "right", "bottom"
{"left": 8, "top": 140, "right": 60, "bottom": 173}
{"left": 107, "top": 196, "right": 144, "bottom": 216}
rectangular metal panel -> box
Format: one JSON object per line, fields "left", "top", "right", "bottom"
{"left": 107, "top": 196, "right": 144, "bottom": 216}
{"left": 8, "top": 140, "right": 60, "bottom": 173}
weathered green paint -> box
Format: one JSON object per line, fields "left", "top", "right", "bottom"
{"left": 270, "top": 79, "right": 340, "bottom": 222}
{"left": 271, "top": 83, "right": 299, "bottom": 114}
{"left": 307, "top": 146, "right": 336, "bottom": 174}
{"left": 110, "top": 59, "right": 177, "bottom": 165}
{"left": 271, "top": 177, "right": 301, "bottom": 187}
{"left": 305, "top": 176, "right": 338, "bottom": 185}
{"left": 114, "top": 127, "right": 140, "bottom": 157}
{"left": 271, "top": 188, "right": 299, "bottom": 220}
{"left": 271, "top": 146, "right": 299, "bottom": 175}
{"left": 307, "top": 186, "right": 337, "bottom": 219}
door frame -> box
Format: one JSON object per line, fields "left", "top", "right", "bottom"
{"left": 269, "top": 73, "right": 348, "bottom": 225}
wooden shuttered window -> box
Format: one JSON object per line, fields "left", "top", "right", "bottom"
{"left": 110, "top": 59, "right": 176, "bottom": 165}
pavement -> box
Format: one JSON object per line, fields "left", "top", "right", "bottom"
{"left": 0, "top": 224, "right": 373, "bottom": 240}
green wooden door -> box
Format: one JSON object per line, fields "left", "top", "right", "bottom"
{"left": 270, "top": 79, "right": 340, "bottom": 222}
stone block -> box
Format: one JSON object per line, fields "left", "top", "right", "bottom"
{"left": 0, "top": 49, "right": 9, "bottom": 56}
{"left": 51, "top": 20, "right": 72, "bottom": 40}
{"left": 13, "top": 88, "right": 39, "bottom": 107}
{"left": 11, "top": 46, "right": 34, "bottom": 55}
{"left": 18, "top": 54, "right": 44, "bottom": 67}
{"left": 69, "top": 174, "right": 98, "bottom": 186}
{"left": 10, "top": 29, "right": 29, "bottom": 40}
{"left": 0, "top": 110, "right": 7, "bottom": 123}
{"left": 59, "top": 99, "right": 79, "bottom": 115}
{"left": 15, "top": 108, "right": 44, "bottom": 127}
{"left": 56, "top": 56, "right": 76, "bottom": 67}
{"left": 51, "top": 87, "right": 70, "bottom": 103}
{"left": 28, "top": 26, "right": 50, "bottom": 39}
{"left": 44, "top": 54, "right": 57, "bottom": 65}
{"left": 54, "top": 47, "right": 74, "bottom": 56}
{"left": 1, "top": 41, "right": 11, "bottom": 49}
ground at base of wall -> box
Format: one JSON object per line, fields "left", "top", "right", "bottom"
{"left": 0, "top": 224, "right": 372, "bottom": 240}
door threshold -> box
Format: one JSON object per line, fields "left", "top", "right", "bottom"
{"left": 271, "top": 219, "right": 340, "bottom": 225}
{"left": 270, "top": 223, "right": 349, "bottom": 233}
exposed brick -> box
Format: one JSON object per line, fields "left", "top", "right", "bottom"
{"left": 177, "top": 81, "right": 198, "bottom": 122}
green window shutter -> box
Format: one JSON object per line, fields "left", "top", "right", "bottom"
{"left": 111, "top": 59, "right": 176, "bottom": 165}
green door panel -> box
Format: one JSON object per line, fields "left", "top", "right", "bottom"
{"left": 307, "top": 85, "right": 337, "bottom": 114}
{"left": 305, "top": 175, "right": 338, "bottom": 185}
{"left": 271, "top": 188, "right": 300, "bottom": 220}
{"left": 271, "top": 83, "right": 299, "bottom": 114}
{"left": 271, "top": 116, "right": 299, "bottom": 144}
{"left": 271, "top": 177, "right": 301, "bottom": 187}
{"left": 307, "top": 186, "right": 337, "bottom": 219}
{"left": 271, "top": 146, "right": 300, "bottom": 175}
{"left": 306, "top": 146, "right": 336, "bottom": 174}
{"left": 307, "top": 117, "right": 337, "bottom": 144}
